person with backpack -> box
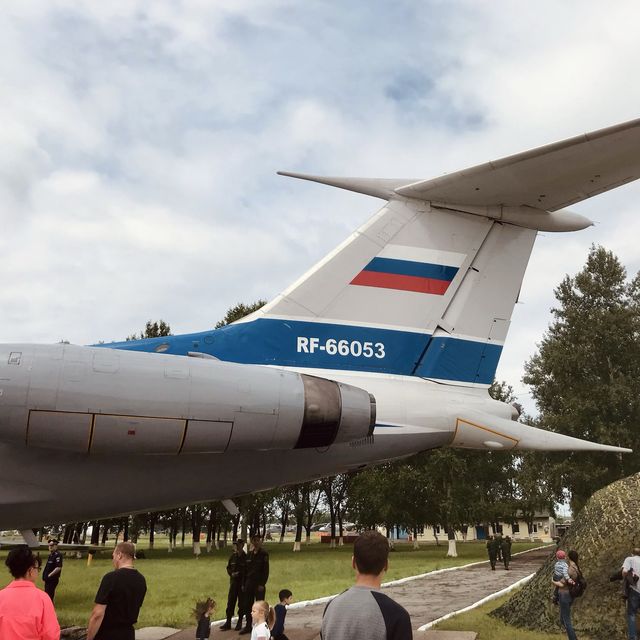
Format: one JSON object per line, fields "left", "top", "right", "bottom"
{"left": 567, "top": 550, "right": 586, "bottom": 599}
{"left": 552, "top": 548, "right": 583, "bottom": 640}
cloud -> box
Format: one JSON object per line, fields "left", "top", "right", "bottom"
{"left": 1, "top": 0, "right": 639, "bottom": 419}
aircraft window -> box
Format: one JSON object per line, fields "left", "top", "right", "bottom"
{"left": 8, "top": 352, "right": 22, "bottom": 365}
{"left": 155, "top": 343, "right": 170, "bottom": 353}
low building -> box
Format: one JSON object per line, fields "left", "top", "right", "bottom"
{"left": 391, "top": 512, "right": 557, "bottom": 543}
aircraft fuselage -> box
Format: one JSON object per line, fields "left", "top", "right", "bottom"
{"left": 0, "top": 343, "right": 506, "bottom": 529}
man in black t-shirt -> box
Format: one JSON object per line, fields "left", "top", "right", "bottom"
{"left": 42, "top": 538, "right": 63, "bottom": 602}
{"left": 86, "top": 541, "right": 147, "bottom": 640}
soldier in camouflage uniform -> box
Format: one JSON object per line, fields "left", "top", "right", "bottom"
{"left": 495, "top": 533, "right": 503, "bottom": 562}
{"left": 501, "top": 535, "right": 512, "bottom": 570}
{"left": 486, "top": 535, "right": 498, "bottom": 570}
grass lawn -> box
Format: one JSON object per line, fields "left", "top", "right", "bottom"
{"left": 1, "top": 538, "right": 542, "bottom": 629}
{"left": 434, "top": 592, "right": 593, "bottom": 640}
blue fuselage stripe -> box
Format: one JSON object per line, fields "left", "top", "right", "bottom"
{"left": 97, "top": 318, "right": 501, "bottom": 385}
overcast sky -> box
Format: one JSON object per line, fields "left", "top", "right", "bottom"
{"left": 2, "top": 1, "right": 640, "bottom": 414}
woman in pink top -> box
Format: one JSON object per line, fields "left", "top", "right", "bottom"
{"left": 0, "top": 546, "right": 60, "bottom": 640}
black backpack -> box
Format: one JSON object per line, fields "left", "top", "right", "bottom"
{"left": 569, "top": 569, "right": 587, "bottom": 598}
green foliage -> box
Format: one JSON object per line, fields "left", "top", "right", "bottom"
{"left": 346, "top": 378, "right": 562, "bottom": 535}
{"left": 126, "top": 320, "right": 172, "bottom": 341}
{"left": 348, "top": 448, "right": 523, "bottom": 534}
{"left": 524, "top": 245, "right": 640, "bottom": 511}
{"left": 215, "top": 300, "right": 267, "bottom": 328}
{"left": 489, "top": 380, "right": 517, "bottom": 404}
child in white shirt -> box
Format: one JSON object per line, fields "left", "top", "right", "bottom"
{"left": 250, "top": 600, "right": 274, "bottom": 640}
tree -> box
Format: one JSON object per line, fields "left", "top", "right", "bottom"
{"left": 215, "top": 301, "right": 267, "bottom": 328}
{"left": 126, "top": 320, "right": 172, "bottom": 341}
{"left": 302, "top": 481, "right": 323, "bottom": 545}
{"left": 290, "top": 484, "right": 307, "bottom": 552}
{"left": 524, "top": 245, "right": 640, "bottom": 511}
{"left": 510, "top": 450, "right": 559, "bottom": 538}
{"left": 488, "top": 381, "right": 561, "bottom": 537}
{"left": 273, "top": 488, "right": 295, "bottom": 543}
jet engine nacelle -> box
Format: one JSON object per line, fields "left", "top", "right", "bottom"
{"left": 0, "top": 344, "right": 375, "bottom": 455}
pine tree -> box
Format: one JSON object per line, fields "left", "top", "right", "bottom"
{"left": 524, "top": 245, "right": 640, "bottom": 511}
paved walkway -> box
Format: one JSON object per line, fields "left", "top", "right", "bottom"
{"left": 165, "top": 547, "right": 551, "bottom": 639}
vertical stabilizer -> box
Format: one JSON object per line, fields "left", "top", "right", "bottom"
{"left": 242, "top": 195, "right": 536, "bottom": 385}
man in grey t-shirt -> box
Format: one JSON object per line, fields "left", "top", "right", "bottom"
{"left": 321, "top": 530, "right": 412, "bottom": 640}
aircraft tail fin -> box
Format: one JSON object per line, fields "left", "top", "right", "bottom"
{"left": 242, "top": 119, "right": 640, "bottom": 383}
{"left": 240, "top": 188, "right": 538, "bottom": 385}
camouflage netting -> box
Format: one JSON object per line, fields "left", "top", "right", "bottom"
{"left": 493, "top": 472, "right": 640, "bottom": 638}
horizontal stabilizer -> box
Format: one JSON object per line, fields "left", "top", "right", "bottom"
{"left": 396, "top": 117, "right": 640, "bottom": 211}
{"left": 277, "top": 171, "right": 415, "bottom": 200}
{"left": 451, "top": 412, "right": 631, "bottom": 453}
{"left": 280, "top": 118, "right": 640, "bottom": 212}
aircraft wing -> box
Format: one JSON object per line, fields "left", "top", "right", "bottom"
{"left": 394, "top": 117, "right": 640, "bottom": 211}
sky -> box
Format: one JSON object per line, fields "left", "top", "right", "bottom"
{"left": 2, "top": 1, "right": 640, "bottom": 415}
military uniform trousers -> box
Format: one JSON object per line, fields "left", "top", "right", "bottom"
{"left": 240, "top": 582, "right": 266, "bottom": 627}
{"left": 44, "top": 579, "right": 59, "bottom": 602}
{"left": 225, "top": 579, "right": 243, "bottom": 621}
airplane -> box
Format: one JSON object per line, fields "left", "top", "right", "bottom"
{"left": 1, "top": 118, "right": 639, "bottom": 536}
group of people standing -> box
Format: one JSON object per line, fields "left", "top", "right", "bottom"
{"left": 551, "top": 546, "right": 640, "bottom": 640}
{"left": 219, "top": 534, "right": 272, "bottom": 634}
{"left": 214, "top": 533, "right": 292, "bottom": 640}
{"left": 214, "top": 530, "right": 413, "bottom": 640}
{"left": 0, "top": 540, "right": 146, "bottom": 640}
{"left": 485, "top": 534, "right": 512, "bottom": 570}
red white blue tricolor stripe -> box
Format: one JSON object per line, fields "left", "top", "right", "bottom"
{"left": 350, "top": 245, "right": 464, "bottom": 295}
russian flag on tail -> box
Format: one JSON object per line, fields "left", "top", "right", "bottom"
{"left": 350, "top": 245, "right": 464, "bottom": 295}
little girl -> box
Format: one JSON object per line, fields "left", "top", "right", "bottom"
{"left": 193, "top": 597, "right": 216, "bottom": 640}
{"left": 250, "top": 600, "right": 275, "bottom": 640}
